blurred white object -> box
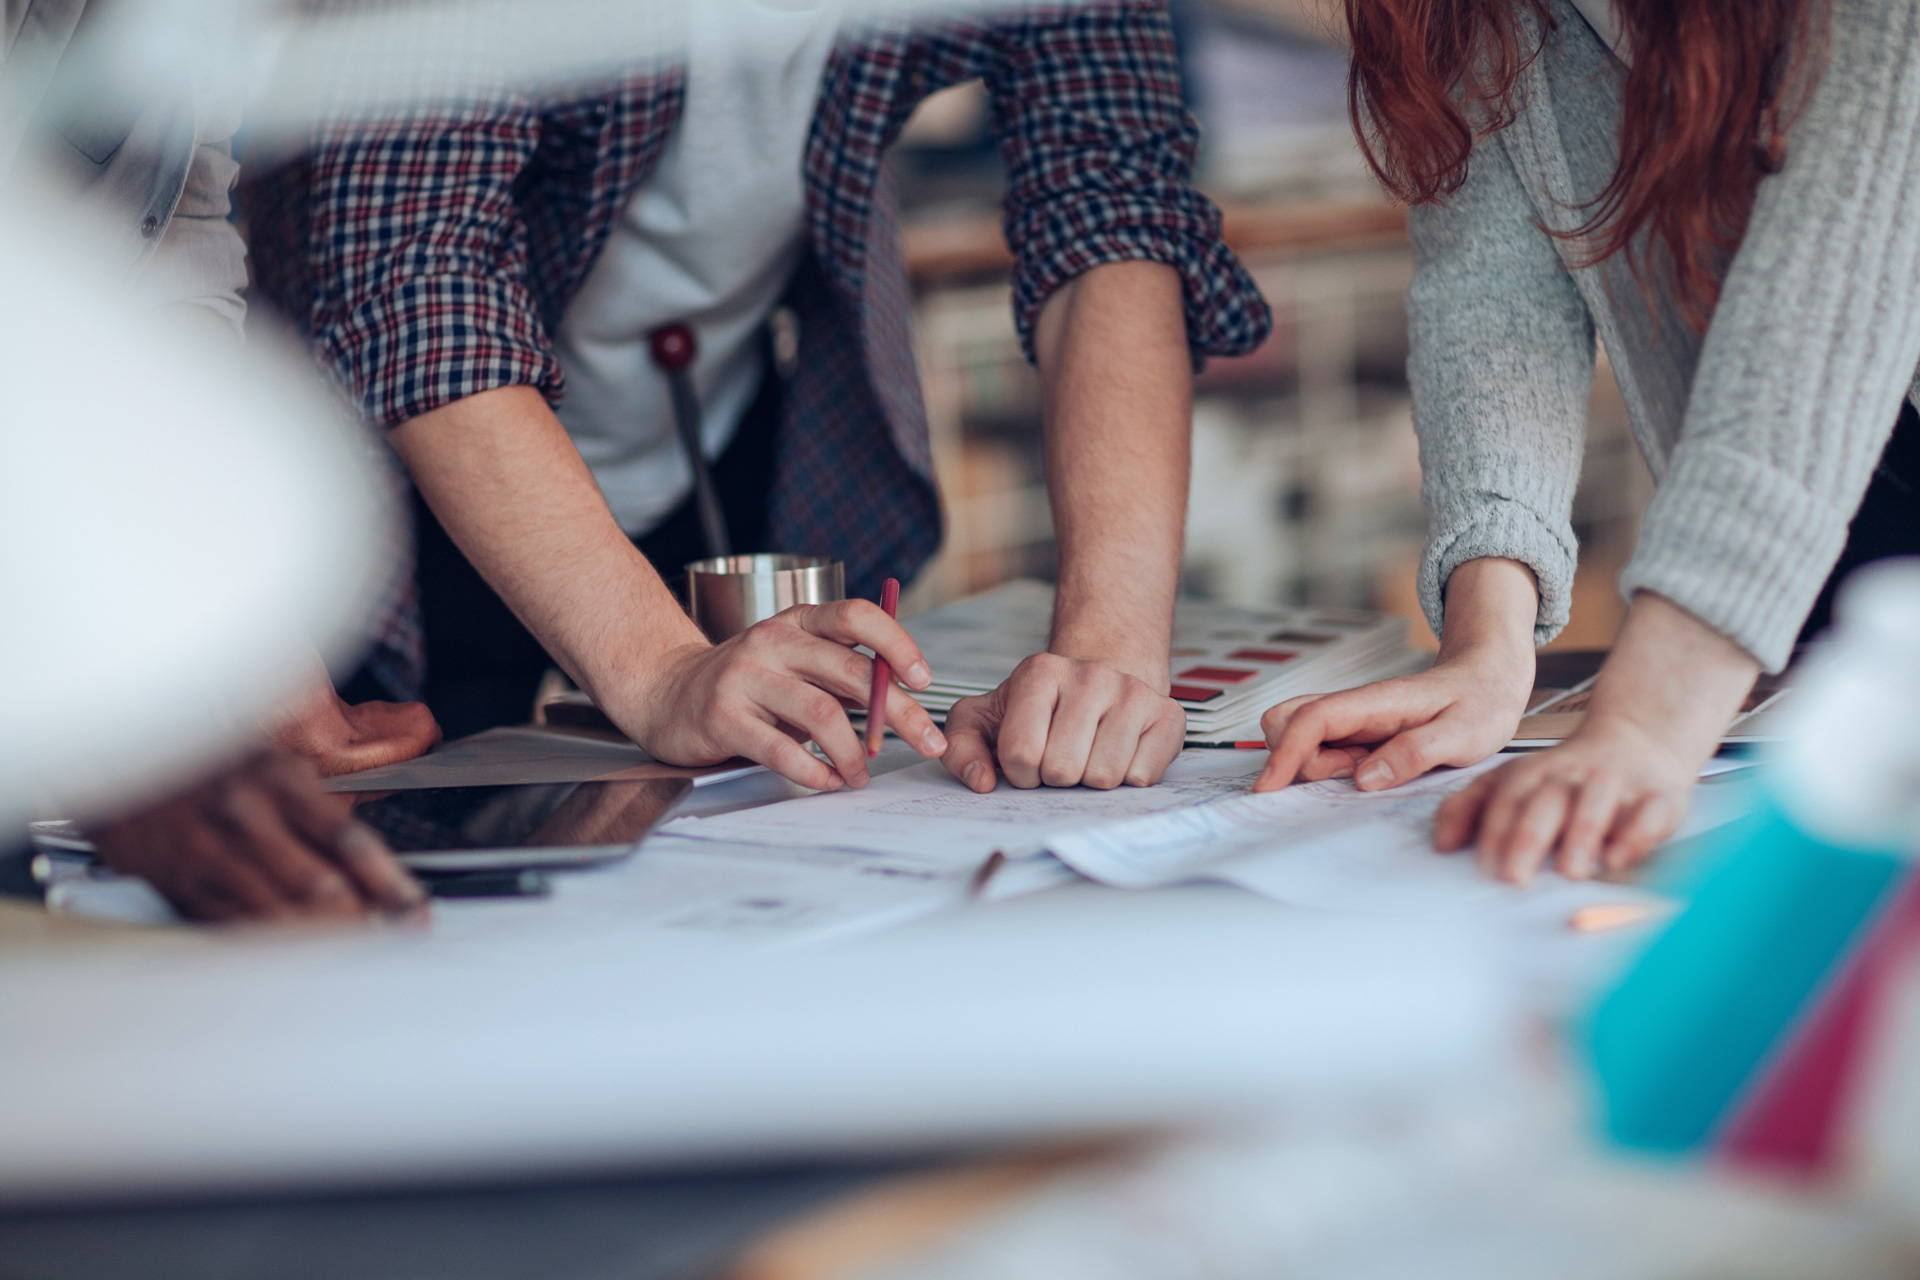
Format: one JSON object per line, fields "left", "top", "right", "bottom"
{"left": 0, "top": 885, "right": 1512, "bottom": 1201}
{"left": 1771, "top": 558, "right": 1920, "bottom": 853}
{"left": 0, "top": 187, "right": 388, "bottom": 829}
{"left": 855, "top": 1069, "right": 1901, "bottom": 1280}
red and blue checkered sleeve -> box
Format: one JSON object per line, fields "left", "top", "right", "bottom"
{"left": 984, "top": 2, "right": 1271, "bottom": 365}
{"left": 303, "top": 97, "right": 561, "bottom": 429}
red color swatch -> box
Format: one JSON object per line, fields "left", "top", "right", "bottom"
{"left": 1227, "top": 648, "right": 1299, "bottom": 664}
{"left": 1177, "top": 665, "right": 1259, "bottom": 684}
{"left": 1169, "top": 684, "right": 1225, "bottom": 703}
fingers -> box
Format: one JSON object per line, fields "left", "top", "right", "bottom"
{"left": 1351, "top": 718, "right": 1483, "bottom": 792}
{"left": 211, "top": 777, "right": 362, "bottom": 918}
{"left": 880, "top": 682, "right": 947, "bottom": 758}
{"left": 1121, "top": 707, "right": 1188, "bottom": 789}
{"left": 992, "top": 665, "right": 1064, "bottom": 790}
{"left": 1433, "top": 771, "right": 1497, "bottom": 852}
{"left": 729, "top": 721, "right": 844, "bottom": 790}
{"left": 791, "top": 600, "right": 933, "bottom": 690}
{"left": 1557, "top": 773, "right": 1623, "bottom": 880}
{"left": 1603, "top": 793, "right": 1681, "bottom": 873}
{"left": 248, "top": 753, "right": 427, "bottom": 915}
{"left": 1491, "top": 781, "right": 1572, "bottom": 885}
{"left": 940, "top": 695, "right": 1003, "bottom": 793}
{"left": 753, "top": 677, "right": 870, "bottom": 787}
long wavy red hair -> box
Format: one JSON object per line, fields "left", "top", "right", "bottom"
{"left": 1347, "top": 0, "right": 1826, "bottom": 329}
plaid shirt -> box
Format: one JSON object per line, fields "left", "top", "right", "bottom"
{"left": 244, "top": 1, "right": 1271, "bottom": 701}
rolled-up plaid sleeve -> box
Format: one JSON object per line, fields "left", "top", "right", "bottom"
{"left": 985, "top": 1, "right": 1271, "bottom": 364}
{"left": 303, "top": 96, "right": 562, "bottom": 429}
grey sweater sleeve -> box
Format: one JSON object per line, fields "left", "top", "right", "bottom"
{"left": 1619, "top": 0, "right": 1920, "bottom": 672}
{"left": 1407, "top": 131, "right": 1594, "bottom": 646}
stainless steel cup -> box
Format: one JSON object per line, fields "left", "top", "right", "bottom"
{"left": 685, "top": 554, "right": 845, "bottom": 642}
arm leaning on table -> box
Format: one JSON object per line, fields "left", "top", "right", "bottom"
{"left": 940, "top": 2, "right": 1273, "bottom": 793}
{"left": 1258, "top": 0, "right": 1920, "bottom": 883}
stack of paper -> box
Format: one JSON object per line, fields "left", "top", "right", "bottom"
{"left": 899, "top": 580, "right": 1412, "bottom": 740}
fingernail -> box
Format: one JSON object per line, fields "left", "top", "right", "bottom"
{"left": 824, "top": 775, "right": 843, "bottom": 791}
{"left": 907, "top": 662, "right": 931, "bottom": 688}
{"left": 964, "top": 762, "right": 989, "bottom": 791}
{"left": 924, "top": 727, "right": 947, "bottom": 754}
{"left": 1565, "top": 849, "right": 1595, "bottom": 880}
{"left": 1355, "top": 760, "right": 1392, "bottom": 789}
{"left": 335, "top": 822, "right": 386, "bottom": 859}
{"left": 1330, "top": 763, "right": 1355, "bottom": 780}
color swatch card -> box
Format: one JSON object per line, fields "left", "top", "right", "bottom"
{"left": 899, "top": 580, "right": 1411, "bottom": 739}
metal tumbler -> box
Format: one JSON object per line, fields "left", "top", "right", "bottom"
{"left": 685, "top": 554, "right": 845, "bottom": 642}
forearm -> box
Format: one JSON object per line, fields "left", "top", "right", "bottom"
{"left": 390, "top": 386, "right": 706, "bottom": 705}
{"left": 1585, "top": 591, "right": 1760, "bottom": 765}
{"left": 1437, "top": 557, "right": 1539, "bottom": 672}
{"left": 1033, "top": 260, "right": 1191, "bottom": 688}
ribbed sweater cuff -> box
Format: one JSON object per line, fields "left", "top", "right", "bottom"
{"left": 1420, "top": 498, "right": 1578, "bottom": 647}
{"left": 1621, "top": 442, "right": 1854, "bottom": 672}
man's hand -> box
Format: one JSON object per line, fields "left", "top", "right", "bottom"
{"left": 943, "top": 656, "right": 1185, "bottom": 791}
{"left": 618, "top": 600, "right": 947, "bottom": 791}
{"left": 269, "top": 654, "right": 441, "bottom": 777}
{"left": 978, "top": 260, "right": 1192, "bottom": 790}
{"left": 88, "top": 751, "right": 428, "bottom": 924}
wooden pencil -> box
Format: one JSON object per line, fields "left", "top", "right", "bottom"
{"left": 865, "top": 577, "right": 901, "bottom": 757}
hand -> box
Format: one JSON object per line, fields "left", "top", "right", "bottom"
{"left": 1434, "top": 712, "right": 1695, "bottom": 883}
{"left": 1253, "top": 653, "right": 1532, "bottom": 793}
{"left": 269, "top": 662, "right": 441, "bottom": 778}
{"left": 88, "top": 751, "right": 428, "bottom": 924}
{"left": 1434, "top": 589, "right": 1759, "bottom": 883}
{"left": 942, "top": 654, "right": 1187, "bottom": 792}
{"left": 619, "top": 600, "right": 947, "bottom": 791}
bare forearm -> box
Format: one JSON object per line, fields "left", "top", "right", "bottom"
{"left": 1587, "top": 591, "right": 1761, "bottom": 764}
{"left": 1437, "top": 557, "right": 1539, "bottom": 671}
{"left": 389, "top": 386, "right": 705, "bottom": 704}
{"left": 1033, "top": 261, "right": 1192, "bottom": 688}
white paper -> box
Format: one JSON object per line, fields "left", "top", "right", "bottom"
{"left": 1045, "top": 759, "right": 1757, "bottom": 925}
{"left": 660, "top": 749, "right": 1273, "bottom": 866}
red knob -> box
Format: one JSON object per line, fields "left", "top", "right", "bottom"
{"left": 648, "top": 322, "right": 698, "bottom": 372}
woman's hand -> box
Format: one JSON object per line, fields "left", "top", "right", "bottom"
{"left": 1253, "top": 655, "right": 1534, "bottom": 792}
{"left": 1435, "top": 713, "right": 1695, "bottom": 883}
{"left": 1254, "top": 557, "right": 1540, "bottom": 793}
{"left": 1439, "top": 591, "right": 1760, "bottom": 883}
{"left": 615, "top": 599, "right": 948, "bottom": 792}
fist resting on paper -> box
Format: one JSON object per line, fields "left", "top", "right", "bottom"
{"left": 616, "top": 598, "right": 949, "bottom": 793}
{"left": 941, "top": 653, "right": 1187, "bottom": 792}
{"left": 88, "top": 750, "right": 427, "bottom": 924}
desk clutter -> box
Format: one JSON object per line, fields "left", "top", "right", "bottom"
{"left": 896, "top": 580, "right": 1414, "bottom": 741}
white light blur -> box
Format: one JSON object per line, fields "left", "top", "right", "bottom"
{"left": 0, "top": 177, "right": 389, "bottom": 829}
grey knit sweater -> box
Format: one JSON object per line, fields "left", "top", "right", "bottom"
{"left": 1409, "top": 0, "right": 1920, "bottom": 672}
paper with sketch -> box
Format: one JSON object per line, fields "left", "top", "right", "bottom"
{"left": 659, "top": 750, "right": 1272, "bottom": 868}
{"left": 1047, "top": 759, "right": 1670, "bottom": 919}
{"left": 322, "top": 726, "right": 760, "bottom": 793}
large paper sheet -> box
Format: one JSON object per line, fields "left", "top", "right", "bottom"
{"left": 659, "top": 749, "right": 1273, "bottom": 867}
{"left": 1044, "top": 761, "right": 1761, "bottom": 924}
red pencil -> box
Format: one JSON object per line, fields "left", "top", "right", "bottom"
{"left": 865, "top": 577, "right": 901, "bottom": 757}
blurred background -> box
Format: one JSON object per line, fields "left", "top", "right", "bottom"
{"left": 891, "top": 0, "right": 1652, "bottom": 649}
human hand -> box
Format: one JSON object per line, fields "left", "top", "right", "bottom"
{"left": 88, "top": 751, "right": 428, "bottom": 924}
{"left": 941, "top": 655, "right": 1187, "bottom": 792}
{"left": 619, "top": 600, "right": 947, "bottom": 791}
{"left": 1252, "top": 652, "right": 1533, "bottom": 793}
{"left": 1433, "top": 712, "right": 1696, "bottom": 883}
{"left": 269, "top": 663, "right": 440, "bottom": 777}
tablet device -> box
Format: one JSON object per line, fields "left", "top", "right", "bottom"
{"left": 352, "top": 777, "right": 693, "bottom": 875}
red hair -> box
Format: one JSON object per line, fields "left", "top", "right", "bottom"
{"left": 1347, "top": 0, "right": 1825, "bottom": 329}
